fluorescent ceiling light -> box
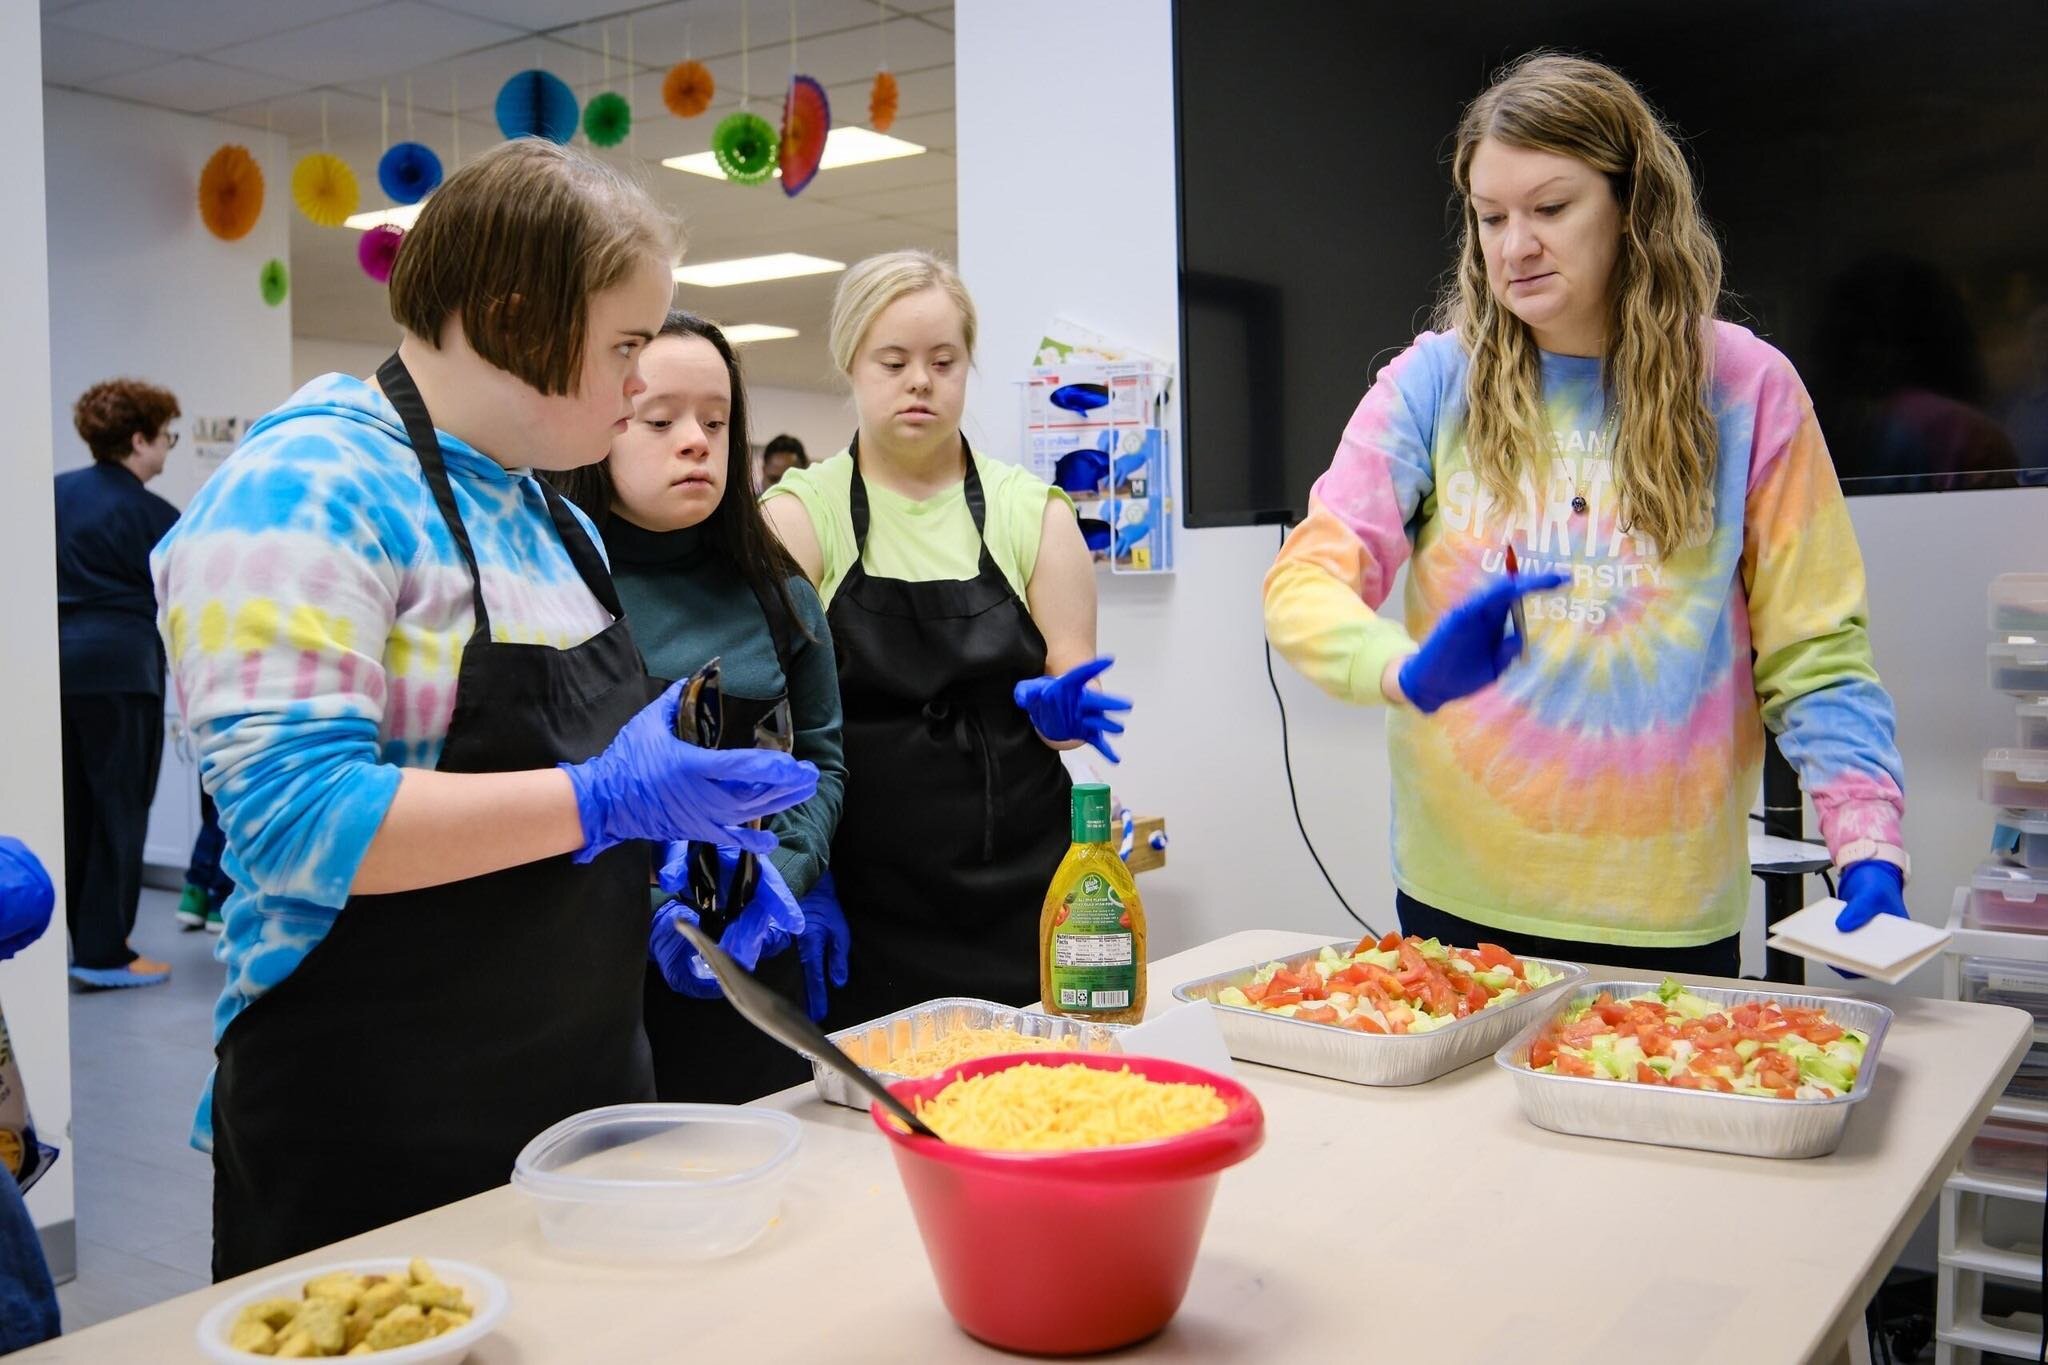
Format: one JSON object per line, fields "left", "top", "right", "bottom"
{"left": 662, "top": 126, "right": 927, "bottom": 180}
{"left": 344, "top": 203, "right": 424, "bottom": 231}
{"left": 721, "top": 324, "right": 799, "bottom": 345}
{"left": 674, "top": 253, "right": 844, "bottom": 288}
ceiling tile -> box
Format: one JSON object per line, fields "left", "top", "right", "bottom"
{"left": 781, "top": 17, "right": 952, "bottom": 89}
{"left": 211, "top": 2, "right": 524, "bottom": 87}
{"left": 620, "top": 0, "right": 888, "bottom": 65}
{"left": 40, "top": 22, "right": 174, "bottom": 85}
{"left": 86, "top": 56, "right": 309, "bottom": 114}
{"left": 814, "top": 178, "right": 954, "bottom": 217}
{"left": 212, "top": 87, "right": 420, "bottom": 148}
{"left": 347, "top": 34, "right": 621, "bottom": 114}
{"left": 52, "top": 0, "right": 386, "bottom": 57}
{"left": 429, "top": 0, "right": 651, "bottom": 29}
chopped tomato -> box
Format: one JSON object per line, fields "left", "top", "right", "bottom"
{"left": 1294, "top": 1005, "right": 1340, "bottom": 1024}
{"left": 1263, "top": 991, "right": 1303, "bottom": 1008}
{"left": 1378, "top": 931, "right": 1403, "bottom": 952}
{"left": 1635, "top": 1062, "right": 1667, "bottom": 1085}
{"left": 1530, "top": 1036, "right": 1559, "bottom": 1068}
{"left": 1341, "top": 1014, "right": 1386, "bottom": 1034}
{"left": 1243, "top": 981, "right": 1271, "bottom": 1004}
{"left": 1475, "top": 942, "right": 1524, "bottom": 978}
{"left": 1463, "top": 979, "right": 1490, "bottom": 1015}
{"left": 1775, "top": 1086, "right": 1797, "bottom": 1099}
{"left": 1552, "top": 1053, "right": 1595, "bottom": 1077}
{"left": 1593, "top": 999, "right": 1631, "bottom": 1027}
{"left": 1802, "top": 1023, "right": 1844, "bottom": 1045}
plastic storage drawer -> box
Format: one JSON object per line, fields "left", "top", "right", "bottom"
{"left": 2021, "top": 700, "right": 2048, "bottom": 752}
{"left": 1983, "top": 750, "right": 2048, "bottom": 811}
{"left": 1989, "top": 641, "right": 2048, "bottom": 696}
{"left": 1966, "top": 862, "right": 2048, "bottom": 934}
{"left": 1994, "top": 809, "right": 2048, "bottom": 870}
{"left": 1989, "top": 573, "right": 2048, "bottom": 636}
{"left": 1964, "top": 1114, "right": 2048, "bottom": 1181}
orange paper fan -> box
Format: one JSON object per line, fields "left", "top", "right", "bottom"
{"left": 663, "top": 60, "right": 715, "bottom": 118}
{"left": 198, "top": 144, "right": 264, "bottom": 241}
{"left": 869, "top": 70, "right": 898, "bottom": 132}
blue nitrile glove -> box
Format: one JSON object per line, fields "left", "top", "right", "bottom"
{"left": 1014, "top": 657, "right": 1132, "bottom": 763}
{"left": 563, "top": 680, "right": 818, "bottom": 863}
{"left": 1833, "top": 860, "right": 1908, "bottom": 933}
{"left": 1395, "top": 572, "right": 1571, "bottom": 714}
{"left": 796, "top": 872, "right": 851, "bottom": 1023}
{"left": 0, "top": 837, "right": 54, "bottom": 962}
{"left": 649, "top": 847, "right": 806, "bottom": 996}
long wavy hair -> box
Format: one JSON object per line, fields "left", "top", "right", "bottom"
{"left": 1434, "top": 53, "right": 1723, "bottom": 555}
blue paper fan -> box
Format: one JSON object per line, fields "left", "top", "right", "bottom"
{"left": 495, "top": 70, "right": 579, "bottom": 144}
{"left": 377, "top": 141, "right": 443, "bottom": 205}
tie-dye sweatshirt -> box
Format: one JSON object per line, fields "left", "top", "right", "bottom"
{"left": 151, "top": 374, "right": 617, "bottom": 1148}
{"left": 1264, "top": 323, "right": 1905, "bottom": 947}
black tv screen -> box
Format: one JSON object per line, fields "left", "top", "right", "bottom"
{"left": 1173, "top": 0, "right": 2048, "bottom": 527}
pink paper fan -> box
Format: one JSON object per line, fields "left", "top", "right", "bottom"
{"left": 357, "top": 224, "right": 404, "bottom": 283}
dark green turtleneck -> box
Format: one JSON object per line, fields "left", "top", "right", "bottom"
{"left": 604, "top": 515, "right": 844, "bottom": 898}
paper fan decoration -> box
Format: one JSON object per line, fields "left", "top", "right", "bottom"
{"left": 259, "top": 259, "right": 289, "bottom": 307}
{"left": 663, "top": 60, "right": 715, "bottom": 118}
{"left": 198, "top": 144, "right": 264, "bottom": 241}
{"left": 357, "top": 225, "right": 404, "bottom": 283}
{"left": 376, "top": 141, "right": 442, "bottom": 205}
{"left": 778, "top": 76, "right": 829, "bottom": 197}
{"left": 583, "top": 91, "right": 631, "bottom": 148}
{"left": 869, "top": 70, "right": 898, "bottom": 133}
{"left": 495, "top": 69, "right": 579, "bottom": 144}
{"left": 712, "top": 111, "right": 779, "bottom": 185}
{"left": 291, "top": 153, "right": 359, "bottom": 227}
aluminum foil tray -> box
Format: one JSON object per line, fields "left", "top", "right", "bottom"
{"left": 806, "top": 997, "right": 1129, "bottom": 1110}
{"left": 1494, "top": 979, "right": 1894, "bottom": 1159}
{"left": 1171, "top": 941, "right": 1585, "bottom": 1086}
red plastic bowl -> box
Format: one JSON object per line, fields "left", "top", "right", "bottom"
{"left": 872, "top": 1051, "right": 1265, "bottom": 1356}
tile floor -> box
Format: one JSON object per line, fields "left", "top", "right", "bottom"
{"left": 54, "top": 886, "right": 220, "bottom": 1331}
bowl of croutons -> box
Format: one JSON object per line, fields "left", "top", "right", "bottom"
{"left": 197, "top": 1256, "right": 506, "bottom": 1362}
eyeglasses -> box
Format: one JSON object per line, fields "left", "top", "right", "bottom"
{"left": 161, "top": 431, "right": 180, "bottom": 450}
{"left": 674, "top": 657, "right": 794, "bottom": 941}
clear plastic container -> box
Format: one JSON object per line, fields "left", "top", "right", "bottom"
{"left": 1990, "top": 573, "right": 2048, "bottom": 636}
{"left": 1994, "top": 809, "right": 2048, "bottom": 870}
{"left": 1961, "top": 956, "right": 2048, "bottom": 1019}
{"left": 1964, "top": 1114, "right": 2048, "bottom": 1181}
{"left": 1989, "top": 640, "right": 2048, "bottom": 695}
{"left": 1966, "top": 862, "right": 2048, "bottom": 933}
{"left": 2020, "top": 700, "right": 2048, "bottom": 752}
{"left": 1983, "top": 749, "right": 2048, "bottom": 811}
{"left": 511, "top": 1103, "right": 800, "bottom": 1261}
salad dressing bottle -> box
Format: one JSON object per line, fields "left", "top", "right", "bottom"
{"left": 1040, "top": 784, "right": 1146, "bottom": 1024}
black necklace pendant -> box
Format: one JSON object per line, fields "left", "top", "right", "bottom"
{"left": 1571, "top": 494, "right": 1589, "bottom": 515}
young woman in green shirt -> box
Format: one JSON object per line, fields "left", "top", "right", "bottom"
{"left": 764, "top": 250, "right": 1131, "bottom": 1022}
{"left": 554, "top": 312, "right": 849, "bottom": 1101}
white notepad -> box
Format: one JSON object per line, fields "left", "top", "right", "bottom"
{"left": 1765, "top": 897, "right": 1951, "bottom": 984}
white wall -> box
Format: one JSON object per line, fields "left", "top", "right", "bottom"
{"left": 955, "top": 0, "right": 2048, "bottom": 969}
{"left": 291, "top": 335, "right": 392, "bottom": 389}
{"left": 3, "top": 3, "right": 70, "bottom": 1248}
{"left": 46, "top": 88, "right": 292, "bottom": 511}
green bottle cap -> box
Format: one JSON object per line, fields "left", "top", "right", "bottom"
{"left": 1072, "top": 783, "right": 1112, "bottom": 844}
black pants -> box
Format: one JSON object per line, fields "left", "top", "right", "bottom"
{"left": 1395, "top": 891, "right": 1742, "bottom": 979}
{"left": 643, "top": 950, "right": 815, "bottom": 1104}
{"left": 60, "top": 692, "right": 163, "bottom": 969}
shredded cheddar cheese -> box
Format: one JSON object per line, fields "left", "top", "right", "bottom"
{"left": 915, "top": 1063, "right": 1226, "bottom": 1151}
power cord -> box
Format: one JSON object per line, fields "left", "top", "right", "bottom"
{"left": 1266, "top": 524, "right": 1379, "bottom": 938}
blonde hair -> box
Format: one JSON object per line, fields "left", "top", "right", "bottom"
{"left": 390, "top": 139, "right": 680, "bottom": 397}
{"left": 1435, "top": 53, "right": 1723, "bottom": 555}
{"left": 828, "top": 249, "right": 977, "bottom": 374}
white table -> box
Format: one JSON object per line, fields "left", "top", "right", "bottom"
{"left": 25, "top": 930, "right": 2032, "bottom": 1364}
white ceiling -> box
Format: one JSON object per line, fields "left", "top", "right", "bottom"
{"left": 41, "top": 0, "right": 957, "bottom": 392}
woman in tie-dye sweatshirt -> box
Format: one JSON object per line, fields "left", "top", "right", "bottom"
{"left": 1264, "top": 55, "right": 1906, "bottom": 973}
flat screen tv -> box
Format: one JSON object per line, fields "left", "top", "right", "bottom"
{"left": 1173, "top": 0, "right": 2048, "bottom": 527}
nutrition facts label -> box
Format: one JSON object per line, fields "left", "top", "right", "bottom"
{"left": 1055, "top": 933, "right": 1134, "bottom": 968}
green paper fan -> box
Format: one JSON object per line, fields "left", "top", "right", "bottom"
{"left": 712, "top": 111, "right": 778, "bottom": 185}
{"left": 583, "top": 92, "right": 631, "bottom": 148}
{"left": 259, "top": 258, "right": 289, "bottom": 307}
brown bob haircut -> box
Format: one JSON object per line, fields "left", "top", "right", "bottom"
{"left": 388, "top": 138, "right": 680, "bottom": 397}
{"left": 73, "top": 378, "right": 180, "bottom": 463}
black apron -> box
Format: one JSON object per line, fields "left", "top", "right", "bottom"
{"left": 210, "top": 355, "right": 655, "bottom": 1279}
{"left": 824, "top": 435, "right": 1071, "bottom": 1024}
{"left": 642, "top": 578, "right": 816, "bottom": 1103}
